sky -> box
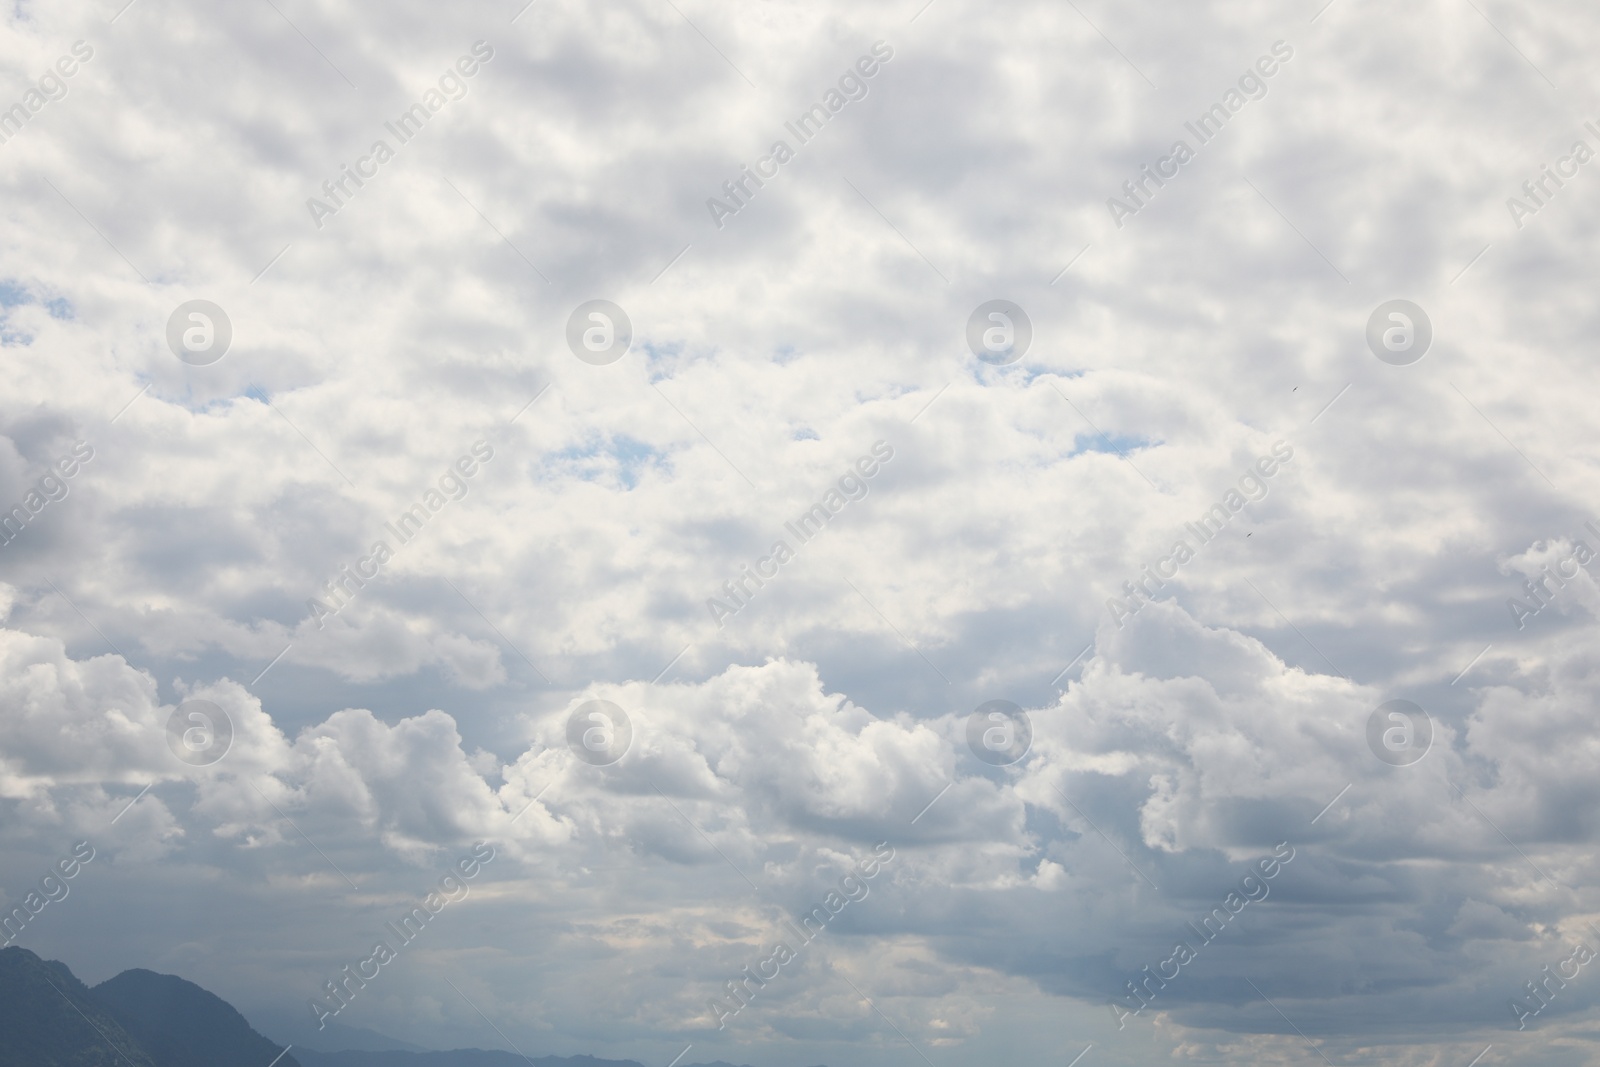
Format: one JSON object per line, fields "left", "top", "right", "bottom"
{"left": 3, "top": 0, "right": 1600, "bottom": 1064}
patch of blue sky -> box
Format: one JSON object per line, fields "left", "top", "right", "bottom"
{"left": 1017, "top": 365, "right": 1079, "bottom": 386}
{"left": 554, "top": 434, "right": 665, "bottom": 489}
{"left": 640, "top": 339, "right": 686, "bottom": 382}
{"left": 1072, "top": 431, "right": 1154, "bottom": 457}
{"left": 0, "top": 279, "right": 74, "bottom": 346}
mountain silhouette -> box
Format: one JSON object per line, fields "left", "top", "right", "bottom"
{"left": 0, "top": 947, "right": 155, "bottom": 1067}
{"left": 0, "top": 946, "right": 294, "bottom": 1067}
{"left": 293, "top": 1054, "right": 640, "bottom": 1067}
{"left": 252, "top": 1011, "right": 429, "bottom": 1054}
{"left": 290, "top": 1055, "right": 777, "bottom": 1067}
{"left": 0, "top": 946, "right": 814, "bottom": 1067}
{"left": 93, "top": 967, "right": 300, "bottom": 1067}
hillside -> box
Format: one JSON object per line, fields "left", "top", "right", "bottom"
{"left": 0, "top": 947, "right": 295, "bottom": 1067}
{"left": 0, "top": 947, "right": 155, "bottom": 1067}
{"left": 0, "top": 947, "right": 808, "bottom": 1067}
{"left": 93, "top": 967, "right": 301, "bottom": 1067}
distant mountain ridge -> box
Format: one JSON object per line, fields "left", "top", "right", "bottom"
{"left": 93, "top": 967, "right": 296, "bottom": 1067}
{"left": 254, "top": 1013, "right": 431, "bottom": 1053}
{"left": 292, "top": 1054, "right": 778, "bottom": 1067}
{"left": 293, "top": 1054, "right": 638, "bottom": 1067}
{"left": 0, "top": 948, "right": 149, "bottom": 1067}
{"left": 0, "top": 948, "right": 222, "bottom": 1067}
{"left": 0, "top": 947, "right": 818, "bottom": 1067}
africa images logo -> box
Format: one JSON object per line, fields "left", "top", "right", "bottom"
{"left": 566, "top": 700, "right": 633, "bottom": 767}
{"left": 165, "top": 699, "right": 233, "bottom": 767}
{"left": 705, "top": 42, "right": 894, "bottom": 230}
{"left": 308, "top": 843, "right": 496, "bottom": 1029}
{"left": 166, "top": 300, "right": 233, "bottom": 366}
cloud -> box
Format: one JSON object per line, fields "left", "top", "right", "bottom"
{"left": 4, "top": 0, "right": 1600, "bottom": 1061}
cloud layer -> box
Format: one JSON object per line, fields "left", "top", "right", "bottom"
{"left": 4, "top": 0, "right": 1600, "bottom": 1064}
